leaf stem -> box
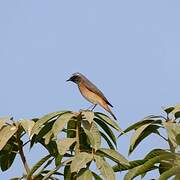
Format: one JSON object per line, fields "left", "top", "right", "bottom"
{"left": 158, "top": 133, "right": 168, "bottom": 141}
{"left": 16, "top": 130, "right": 33, "bottom": 180}
{"left": 75, "top": 113, "right": 82, "bottom": 155}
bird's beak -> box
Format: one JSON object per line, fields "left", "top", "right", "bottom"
{"left": 66, "top": 78, "right": 71, "bottom": 82}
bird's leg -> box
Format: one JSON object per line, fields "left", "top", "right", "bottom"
{"left": 91, "top": 104, "right": 97, "bottom": 111}
{"left": 81, "top": 104, "right": 95, "bottom": 112}
{"left": 86, "top": 104, "right": 94, "bottom": 111}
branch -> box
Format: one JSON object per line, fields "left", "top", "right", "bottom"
{"left": 75, "top": 113, "right": 82, "bottom": 155}
{"left": 16, "top": 130, "right": 33, "bottom": 180}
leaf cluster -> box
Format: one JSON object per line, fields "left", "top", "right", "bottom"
{"left": 0, "top": 111, "right": 128, "bottom": 180}
{"left": 1, "top": 104, "right": 180, "bottom": 179}
{"left": 116, "top": 105, "right": 180, "bottom": 179}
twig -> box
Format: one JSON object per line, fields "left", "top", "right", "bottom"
{"left": 16, "top": 130, "right": 33, "bottom": 180}
{"left": 158, "top": 133, "right": 168, "bottom": 141}
{"left": 75, "top": 112, "right": 82, "bottom": 155}
{"left": 23, "top": 140, "right": 31, "bottom": 147}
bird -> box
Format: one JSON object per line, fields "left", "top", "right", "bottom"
{"left": 66, "top": 72, "right": 117, "bottom": 120}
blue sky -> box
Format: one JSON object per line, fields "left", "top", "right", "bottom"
{"left": 1, "top": 1, "right": 180, "bottom": 179}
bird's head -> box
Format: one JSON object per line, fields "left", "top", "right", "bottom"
{"left": 66, "top": 72, "right": 83, "bottom": 84}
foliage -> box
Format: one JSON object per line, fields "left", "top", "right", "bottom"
{"left": 1, "top": 104, "right": 180, "bottom": 179}
{"left": 115, "top": 104, "right": 180, "bottom": 179}
{"left": 0, "top": 111, "right": 127, "bottom": 179}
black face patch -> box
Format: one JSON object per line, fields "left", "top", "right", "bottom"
{"left": 69, "top": 75, "right": 81, "bottom": 83}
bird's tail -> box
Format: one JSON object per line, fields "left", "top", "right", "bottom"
{"left": 105, "top": 104, "right": 117, "bottom": 120}
{"left": 101, "top": 101, "right": 117, "bottom": 120}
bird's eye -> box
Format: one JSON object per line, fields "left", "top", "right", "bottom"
{"left": 73, "top": 75, "right": 81, "bottom": 82}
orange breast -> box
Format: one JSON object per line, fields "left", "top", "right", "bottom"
{"left": 78, "top": 83, "right": 103, "bottom": 105}
{"left": 78, "top": 83, "right": 110, "bottom": 112}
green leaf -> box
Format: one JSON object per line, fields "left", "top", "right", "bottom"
{"left": 172, "top": 104, "right": 180, "bottom": 114}
{"left": 175, "top": 175, "right": 180, "bottom": 180}
{"left": 27, "top": 154, "right": 52, "bottom": 180}
{"left": 82, "top": 111, "right": 94, "bottom": 124}
{"left": 67, "top": 119, "right": 77, "bottom": 138}
{"left": 42, "top": 163, "right": 63, "bottom": 180}
{"left": 52, "top": 113, "right": 75, "bottom": 137}
{"left": 159, "top": 165, "right": 180, "bottom": 180}
{"left": 34, "top": 121, "right": 54, "bottom": 144}
{"left": 31, "top": 111, "right": 70, "bottom": 137}
{"left": 113, "top": 159, "right": 145, "bottom": 172}
{"left": 83, "top": 128, "right": 95, "bottom": 148}
{"left": 159, "top": 161, "right": 172, "bottom": 175}
{"left": 124, "top": 154, "right": 175, "bottom": 180}
{"left": 42, "top": 170, "right": 59, "bottom": 180}
{"left": 76, "top": 168, "right": 93, "bottom": 180}
{"left": 123, "top": 120, "right": 154, "bottom": 135}
{"left": 70, "top": 152, "right": 93, "bottom": 173}
{"left": 39, "top": 139, "right": 58, "bottom": 156}
{"left": 0, "top": 136, "right": 19, "bottom": 171}
{"left": 79, "top": 128, "right": 91, "bottom": 150}
{"left": 176, "top": 134, "right": 180, "bottom": 145}
{"left": 163, "top": 122, "right": 180, "bottom": 149}
{"left": 97, "top": 148, "right": 129, "bottom": 166}
{"left": 113, "top": 149, "right": 171, "bottom": 172}
{"left": 94, "top": 118, "right": 117, "bottom": 147}
{"left": 95, "top": 112, "right": 122, "bottom": 133}
{"left": 37, "top": 159, "right": 55, "bottom": 177}
{"left": 43, "top": 131, "right": 53, "bottom": 145}
{"left": 164, "top": 107, "right": 175, "bottom": 114}
{"left": 120, "top": 118, "right": 162, "bottom": 136}
{"left": 0, "top": 117, "right": 11, "bottom": 130}
{"left": 124, "top": 165, "right": 157, "bottom": 180}
{"left": 144, "top": 149, "right": 170, "bottom": 160}
{"left": 92, "top": 172, "right": 103, "bottom": 180}
{"left": 64, "top": 165, "right": 73, "bottom": 180}
{"left": 100, "top": 131, "right": 115, "bottom": 150}
{"left": 20, "top": 119, "right": 35, "bottom": 137}
{"left": 90, "top": 122, "right": 101, "bottom": 150}
{"left": 55, "top": 154, "right": 62, "bottom": 167}
{"left": 129, "top": 124, "right": 160, "bottom": 155}
{"left": 0, "top": 151, "right": 17, "bottom": 171}
{"left": 129, "top": 123, "right": 151, "bottom": 155}
{"left": 0, "top": 125, "right": 18, "bottom": 151}
{"left": 57, "top": 138, "right": 76, "bottom": 155}
{"left": 175, "top": 111, "right": 180, "bottom": 119}
{"left": 95, "top": 155, "right": 115, "bottom": 180}
{"left": 81, "top": 119, "right": 91, "bottom": 130}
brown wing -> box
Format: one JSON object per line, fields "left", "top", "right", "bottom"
{"left": 81, "top": 75, "right": 113, "bottom": 107}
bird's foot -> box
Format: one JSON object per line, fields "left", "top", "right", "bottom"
{"left": 79, "top": 109, "right": 91, "bottom": 112}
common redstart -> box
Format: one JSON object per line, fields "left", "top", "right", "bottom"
{"left": 67, "top": 72, "right": 117, "bottom": 120}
